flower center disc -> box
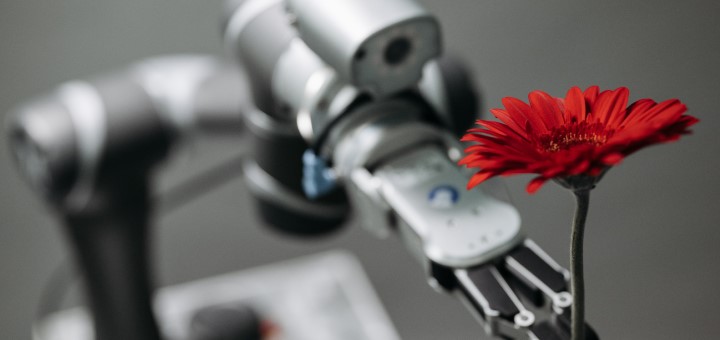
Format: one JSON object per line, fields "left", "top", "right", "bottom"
{"left": 539, "top": 122, "right": 612, "bottom": 153}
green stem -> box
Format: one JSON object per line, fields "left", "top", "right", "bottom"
{"left": 571, "top": 189, "right": 590, "bottom": 340}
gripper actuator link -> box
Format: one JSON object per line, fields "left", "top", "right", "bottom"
{"left": 455, "top": 241, "right": 600, "bottom": 340}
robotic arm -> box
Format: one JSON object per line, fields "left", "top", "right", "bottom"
{"left": 224, "top": 0, "right": 600, "bottom": 339}
{"left": 7, "top": 56, "right": 248, "bottom": 340}
{"left": 7, "top": 0, "right": 601, "bottom": 339}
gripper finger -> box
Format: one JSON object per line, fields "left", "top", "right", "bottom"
{"left": 528, "top": 320, "right": 599, "bottom": 340}
{"left": 529, "top": 321, "right": 569, "bottom": 340}
{"left": 504, "top": 240, "right": 572, "bottom": 312}
{"left": 454, "top": 265, "right": 535, "bottom": 337}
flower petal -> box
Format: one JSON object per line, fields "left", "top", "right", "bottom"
{"left": 621, "top": 99, "right": 687, "bottom": 133}
{"left": 569, "top": 159, "right": 591, "bottom": 175}
{"left": 467, "top": 171, "right": 494, "bottom": 190}
{"left": 564, "top": 86, "right": 586, "bottom": 122}
{"left": 503, "top": 97, "right": 549, "bottom": 133}
{"left": 584, "top": 85, "right": 600, "bottom": 109}
{"left": 620, "top": 99, "right": 657, "bottom": 128}
{"left": 529, "top": 90, "right": 565, "bottom": 128}
{"left": 593, "top": 87, "right": 629, "bottom": 126}
{"left": 601, "top": 153, "right": 624, "bottom": 165}
{"left": 526, "top": 176, "right": 549, "bottom": 194}
{"left": 491, "top": 108, "right": 529, "bottom": 138}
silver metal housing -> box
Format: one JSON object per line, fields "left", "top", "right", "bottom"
{"left": 328, "top": 99, "right": 523, "bottom": 268}
{"left": 373, "top": 146, "right": 523, "bottom": 268}
{"left": 272, "top": 39, "right": 361, "bottom": 142}
{"left": 285, "top": 0, "right": 441, "bottom": 96}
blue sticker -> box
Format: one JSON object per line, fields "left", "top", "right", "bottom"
{"left": 428, "top": 185, "right": 460, "bottom": 208}
{"left": 302, "top": 149, "right": 337, "bottom": 199}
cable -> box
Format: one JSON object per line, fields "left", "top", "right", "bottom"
{"left": 158, "top": 154, "right": 247, "bottom": 213}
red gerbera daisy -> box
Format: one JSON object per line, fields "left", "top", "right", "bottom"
{"left": 459, "top": 86, "right": 699, "bottom": 193}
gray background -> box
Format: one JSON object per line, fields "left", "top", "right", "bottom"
{"left": 1, "top": 0, "right": 719, "bottom": 339}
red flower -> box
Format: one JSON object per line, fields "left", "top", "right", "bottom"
{"left": 459, "top": 86, "right": 699, "bottom": 193}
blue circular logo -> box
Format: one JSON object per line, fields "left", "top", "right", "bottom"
{"left": 428, "top": 185, "right": 460, "bottom": 208}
